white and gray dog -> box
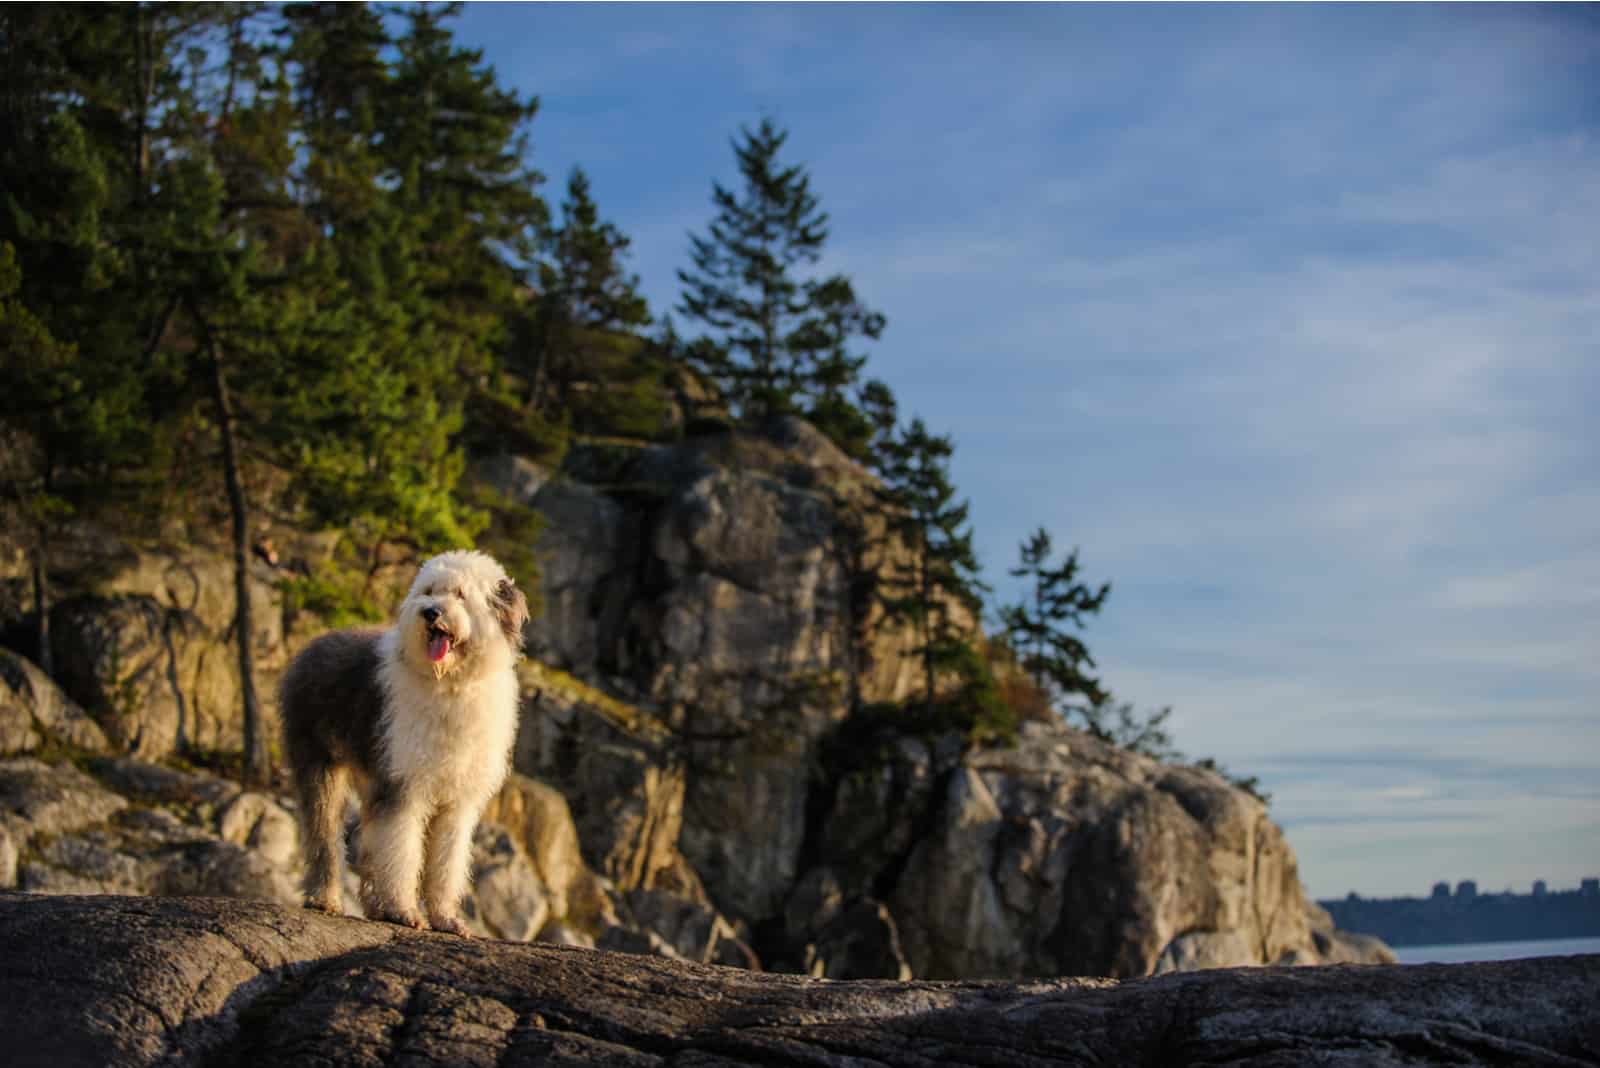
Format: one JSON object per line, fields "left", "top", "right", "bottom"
{"left": 280, "top": 549, "right": 528, "bottom": 935}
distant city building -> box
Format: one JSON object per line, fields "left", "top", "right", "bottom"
{"left": 1533, "top": 880, "right": 1548, "bottom": 898}
{"left": 1431, "top": 881, "right": 1451, "bottom": 900}
{"left": 1455, "top": 880, "right": 1478, "bottom": 901}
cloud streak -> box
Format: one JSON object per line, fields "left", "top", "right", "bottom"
{"left": 457, "top": 3, "right": 1600, "bottom": 901}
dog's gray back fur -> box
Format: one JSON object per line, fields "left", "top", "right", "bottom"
{"left": 280, "top": 627, "right": 395, "bottom": 911}
{"left": 281, "top": 628, "right": 388, "bottom": 780}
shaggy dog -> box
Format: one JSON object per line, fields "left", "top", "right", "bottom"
{"left": 280, "top": 550, "right": 528, "bottom": 935}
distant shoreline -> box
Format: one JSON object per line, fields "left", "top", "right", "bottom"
{"left": 1393, "top": 935, "right": 1600, "bottom": 965}
{"left": 1321, "top": 881, "right": 1600, "bottom": 948}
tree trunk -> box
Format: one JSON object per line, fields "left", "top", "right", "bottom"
{"left": 919, "top": 531, "right": 934, "bottom": 718}
{"left": 203, "top": 328, "right": 267, "bottom": 785}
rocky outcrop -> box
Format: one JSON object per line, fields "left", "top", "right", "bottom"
{"left": 881, "top": 723, "right": 1346, "bottom": 979}
{"left": 0, "top": 647, "right": 109, "bottom": 755}
{"left": 2, "top": 893, "right": 1595, "bottom": 1068}
{"left": 501, "top": 420, "right": 1389, "bottom": 979}
{"left": 3, "top": 548, "right": 287, "bottom": 761}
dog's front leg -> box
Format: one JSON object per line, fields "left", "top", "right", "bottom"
{"left": 422, "top": 802, "right": 479, "bottom": 936}
{"left": 359, "top": 785, "right": 430, "bottom": 929}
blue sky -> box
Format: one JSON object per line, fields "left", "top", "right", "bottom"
{"left": 454, "top": 3, "right": 1599, "bottom": 900}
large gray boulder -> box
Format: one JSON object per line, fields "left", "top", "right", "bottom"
{"left": 1, "top": 893, "right": 1595, "bottom": 1068}
{"left": 15, "top": 548, "right": 287, "bottom": 762}
{"left": 887, "top": 722, "right": 1345, "bottom": 978}
{"left": 0, "top": 648, "right": 109, "bottom": 755}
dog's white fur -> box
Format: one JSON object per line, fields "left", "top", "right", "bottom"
{"left": 281, "top": 549, "right": 526, "bottom": 934}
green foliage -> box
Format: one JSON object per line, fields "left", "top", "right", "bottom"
{"left": 676, "top": 119, "right": 885, "bottom": 440}
{"left": 508, "top": 167, "right": 661, "bottom": 442}
{"left": 874, "top": 417, "right": 989, "bottom": 713}
{"left": 1192, "top": 756, "right": 1272, "bottom": 805}
{"left": 1000, "top": 527, "right": 1111, "bottom": 710}
{"left": 1079, "top": 698, "right": 1179, "bottom": 761}
{"left": 281, "top": 562, "right": 387, "bottom": 630}
{"left": 459, "top": 476, "right": 546, "bottom": 618}
{"left": 828, "top": 645, "right": 1013, "bottom": 772}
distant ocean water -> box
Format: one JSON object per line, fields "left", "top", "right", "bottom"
{"left": 1394, "top": 936, "right": 1600, "bottom": 964}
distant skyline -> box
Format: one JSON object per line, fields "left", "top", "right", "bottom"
{"left": 454, "top": 3, "right": 1599, "bottom": 899}
{"left": 1334, "top": 876, "right": 1600, "bottom": 901}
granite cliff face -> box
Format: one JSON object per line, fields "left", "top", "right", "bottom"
{"left": 0, "top": 417, "right": 1390, "bottom": 979}
{"left": 494, "top": 418, "right": 1387, "bottom": 977}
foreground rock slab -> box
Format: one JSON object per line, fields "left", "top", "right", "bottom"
{"left": 1, "top": 894, "right": 1595, "bottom": 1068}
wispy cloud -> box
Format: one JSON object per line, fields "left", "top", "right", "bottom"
{"left": 457, "top": 2, "right": 1600, "bottom": 899}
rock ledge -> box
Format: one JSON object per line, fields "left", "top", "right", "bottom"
{"left": 1, "top": 893, "right": 1594, "bottom": 1067}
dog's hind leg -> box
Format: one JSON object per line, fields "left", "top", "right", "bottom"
{"left": 296, "top": 761, "right": 349, "bottom": 914}
{"left": 422, "top": 801, "right": 479, "bottom": 936}
{"left": 358, "top": 781, "right": 430, "bottom": 929}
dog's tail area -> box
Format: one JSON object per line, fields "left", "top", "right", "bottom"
{"left": 295, "top": 760, "right": 351, "bottom": 913}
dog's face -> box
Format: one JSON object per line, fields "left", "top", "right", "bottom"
{"left": 397, "top": 550, "right": 528, "bottom": 679}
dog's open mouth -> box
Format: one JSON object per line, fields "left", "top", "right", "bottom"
{"left": 426, "top": 624, "right": 455, "bottom": 663}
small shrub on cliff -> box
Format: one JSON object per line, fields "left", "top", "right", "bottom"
{"left": 281, "top": 565, "right": 386, "bottom": 631}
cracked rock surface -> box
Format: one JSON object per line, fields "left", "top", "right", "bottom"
{"left": 2, "top": 893, "right": 1595, "bottom": 1068}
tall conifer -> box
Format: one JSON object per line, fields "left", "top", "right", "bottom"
{"left": 676, "top": 119, "right": 883, "bottom": 433}
{"left": 1000, "top": 527, "right": 1111, "bottom": 711}
{"left": 516, "top": 167, "right": 656, "bottom": 436}
{"left": 876, "top": 418, "right": 989, "bottom": 716}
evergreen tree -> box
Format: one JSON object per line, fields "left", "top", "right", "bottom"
{"left": 514, "top": 166, "right": 659, "bottom": 438}
{"left": 876, "top": 418, "right": 989, "bottom": 717}
{"left": 1082, "top": 698, "right": 1178, "bottom": 760}
{"left": 542, "top": 168, "right": 649, "bottom": 334}
{"left": 999, "top": 527, "right": 1111, "bottom": 712}
{"left": 273, "top": 2, "right": 538, "bottom": 574}
{"left": 676, "top": 119, "right": 883, "bottom": 431}
{"left": 794, "top": 277, "right": 887, "bottom": 460}
{"left": 382, "top": 2, "right": 545, "bottom": 348}
{"left": 131, "top": 3, "right": 287, "bottom": 783}
{"left": 0, "top": 5, "right": 170, "bottom": 678}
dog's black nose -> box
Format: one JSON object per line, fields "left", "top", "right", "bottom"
{"left": 421, "top": 606, "right": 440, "bottom": 624}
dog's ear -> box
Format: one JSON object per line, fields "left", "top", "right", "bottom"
{"left": 493, "top": 577, "right": 529, "bottom": 652}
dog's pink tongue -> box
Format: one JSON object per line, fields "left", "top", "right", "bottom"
{"left": 428, "top": 634, "right": 450, "bottom": 662}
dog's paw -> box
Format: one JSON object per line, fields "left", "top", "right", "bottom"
{"left": 376, "top": 909, "right": 429, "bottom": 931}
{"left": 303, "top": 897, "right": 343, "bottom": 916}
{"left": 428, "top": 914, "right": 473, "bottom": 938}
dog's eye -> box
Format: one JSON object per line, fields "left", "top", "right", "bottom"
{"left": 454, "top": 589, "right": 466, "bottom": 600}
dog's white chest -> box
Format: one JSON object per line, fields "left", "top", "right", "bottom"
{"left": 379, "top": 668, "right": 518, "bottom": 806}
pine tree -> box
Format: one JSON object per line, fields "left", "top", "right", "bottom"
{"left": 1081, "top": 698, "right": 1177, "bottom": 760}
{"left": 381, "top": 1, "right": 545, "bottom": 348}
{"left": 999, "top": 527, "right": 1111, "bottom": 713}
{"left": 132, "top": 3, "right": 288, "bottom": 784}
{"left": 794, "top": 276, "right": 886, "bottom": 460}
{"left": 676, "top": 119, "right": 883, "bottom": 431}
{"left": 515, "top": 166, "right": 658, "bottom": 438}
{"left": 272, "top": 2, "right": 536, "bottom": 573}
{"left": 876, "top": 418, "right": 990, "bottom": 718}
{"left": 0, "top": 5, "right": 169, "bottom": 678}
